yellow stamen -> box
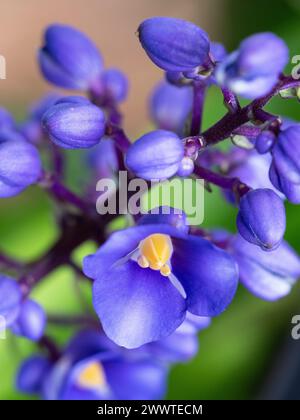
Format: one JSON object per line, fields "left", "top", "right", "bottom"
{"left": 139, "top": 234, "right": 172, "bottom": 276}
{"left": 77, "top": 361, "right": 106, "bottom": 390}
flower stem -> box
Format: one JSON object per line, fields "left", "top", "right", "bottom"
{"left": 47, "top": 313, "right": 99, "bottom": 328}
{"left": 190, "top": 82, "right": 206, "bottom": 136}
{"left": 19, "top": 213, "right": 104, "bottom": 296}
{"left": 50, "top": 143, "right": 65, "bottom": 179}
{"left": 221, "top": 87, "right": 241, "bottom": 113}
{"left": 38, "top": 335, "right": 61, "bottom": 361}
{"left": 105, "top": 123, "right": 131, "bottom": 153}
{"left": 194, "top": 165, "right": 250, "bottom": 198}
{"left": 0, "top": 252, "right": 23, "bottom": 271}
{"left": 40, "top": 172, "right": 90, "bottom": 213}
{"left": 202, "top": 75, "right": 298, "bottom": 145}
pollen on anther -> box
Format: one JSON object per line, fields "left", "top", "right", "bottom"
{"left": 138, "top": 233, "right": 173, "bottom": 276}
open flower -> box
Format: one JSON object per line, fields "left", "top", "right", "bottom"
{"left": 17, "top": 330, "right": 168, "bottom": 400}
{"left": 83, "top": 210, "right": 238, "bottom": 348}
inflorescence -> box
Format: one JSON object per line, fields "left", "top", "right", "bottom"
{"left": 0, "top": 17, "right": 300, "bottom": 400}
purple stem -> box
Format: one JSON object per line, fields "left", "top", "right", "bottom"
{"left": 194, "top": 165, "right": 250, "bottom": 197}
{"left": 202, "top": 75, "right": 297, "bottom": 145}
{"left": 190, "top": 82, "right": 206, "bottom": 136}
{"left": 221, "top": 87, "right": 241, "bottom": 113}
{"left": 19, "top": 213, "right": 105, "bottom": 296}
{"left": 38, "top": 335, "right": 61, "bottom": 361}
{"left": 232, "top": 125, "right": 262, "bottom": 139}
{"left": 105, "top": 123, "right": 131, "bottom": 153}
{"left": 47, "top": 314, "right": 99, "bottom": 328}
{"left": 50, "top": 143, "right": 65, "bottom": 179}
{"left": 40, "top": 173, "right": 90, "bottom": 213}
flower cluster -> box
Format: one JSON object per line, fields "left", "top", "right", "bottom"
{"left": 0, "top": 17, "right": 300, "bottom": 400}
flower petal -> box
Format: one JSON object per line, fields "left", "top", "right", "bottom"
{"left": 93, "top": 260, "right": 186, "bottom": 348}
{"left": 172, "top": 236, "right": 238, "bottom": 316}
{"left": 104, "top": 358, "right": 167, "bottom": 400}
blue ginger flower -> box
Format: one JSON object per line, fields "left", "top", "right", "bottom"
{"left": 17, "top": 330, "right": 168, "bottom": 400}
{"left": 83, "top": 209, "right": 238, "bottom": 348}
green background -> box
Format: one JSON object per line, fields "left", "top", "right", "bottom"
{"left": 0, "top": 0, "right": 300, "bottom": 400}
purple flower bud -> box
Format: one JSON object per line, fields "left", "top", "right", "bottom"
{"left": 138, "top": 17, "right": 210, "bottom": 73}
{"left": 231, "top": 235, "right": 300, "bottom": 301}
{"left": 42, "top": 96, "right": 106, "bottom": 149}
{"left": 150, "top": 81, "right": 192, "bottom": 134}
{"left": 0, "top": 134, "right": 42, "bottom": 198}
{"left": 269, "top": 125, "right": 300, "bottom": 203}
{"left": 125, "top": 130, "right": 184, "bottom": 180}
{"left": 39, "top": 24, "right": 103, "bottom": 90}
{"left": 11, "top": 299, "right": 46, "bottom": 341}
{"left": 0, "top": 275, "right": 22, "bottom": 328}
{"left": 237, "top": 188, "right": 286, "bottom": 250}
{"left": 101, "top": 68, "right": 129, "bottom": 103}
{"left": 16, "top": 356, "right": 51, "bottom": 394}
{"left": 255, "top": 130, "right": 276, "bottom": 154}
{"left": 216, "top": 33, "right": 288, "bottom": 99}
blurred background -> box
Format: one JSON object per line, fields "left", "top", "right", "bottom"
{"left": 0, "top": 0, "right": 300, "bottom": 400}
